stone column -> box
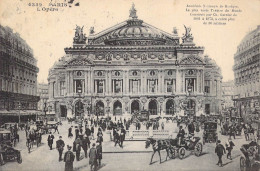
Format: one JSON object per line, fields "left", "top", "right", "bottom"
{"left": 88, "top": 71, "right": 91, "bottom": 95}
{"left": 126, "top": 71, "right": 129, "bottom": 94}
{"left": 141, "top": 70, "right": 143, "bottom": 94}
{"left": 66, "top": 71, "right": 69, "bottom": 95}
{"left": 70, "top": 71, "right": 73, "bottom": 94}
{"left": 161, "top": 71, "right": 165, "bottom": 93}
{"left": 85, "top": 71, "right": 88, "bottom": 94}
{"left": 90, "top": 70, "right": 94, "bottom": 94}
{"left": 158, "top": 70, "right": 161, "bottom": 93}
{"left": 144, "top": 70, "right": 147, "bottom": 93}
{"left": 108, "top": 71, "right": 112, "bottom": 95}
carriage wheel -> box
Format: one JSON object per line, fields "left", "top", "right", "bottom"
{"left": 17, "top": 154, "right": 22, "bottom": 164}
{"left": 0, "top": 153, "right": 5, "bottom": 166}
{"left": 194, "top": 142, "right": 203, "bottom": 157}
{"left": 178, "top": 147, "right": 186, "bottom": 159}
{"left": 240, "top": 157, "right": 247, "bottom": 171}
{"left": 28, "top": 143, "right": 31, "bottom": 153}
{"left": 169, "top": 148, "right": 177, "bottom": 159}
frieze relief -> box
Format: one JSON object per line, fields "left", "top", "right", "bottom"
{"left": 91, "top": 52, "right": 176, "bottom": 62}
{"left": 179, "top": 55, "right": 204, "bottom": 65}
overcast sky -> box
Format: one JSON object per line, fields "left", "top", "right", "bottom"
{"left": 1, "top": 0, "right": 260, "bottom": 83}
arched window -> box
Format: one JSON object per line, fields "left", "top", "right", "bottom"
{"left": 133, "top": 71, "right": 137, "bottom": 76}
{"left": 97, "top": 71, "right": 103, "bottom": 76}
{"left": 115, "top": 71, "right": 120, "bottom": 76}
{"left": 77, "top": 71, "right": 82, "bottom": 76}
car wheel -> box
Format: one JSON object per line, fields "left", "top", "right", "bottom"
{"left": 194, "top": 142, "right": 203, "bottom": 156}
{"left": 17, "top": 154, "right": 22, "bottom": 164}
{"left": 178, "top": 147, "right": 186, "bottom": 160}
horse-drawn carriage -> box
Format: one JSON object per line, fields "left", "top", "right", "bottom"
{"left": 40, "top": 121, "right": 58, "bottom": 134}
{"left": 0, "top": 144, "right": 22, "bottom": 165}
{"left": 145, "top": 136, "right": 203, "bottom": 164}
{"left": 240, "top": 143, "right": 260, "bottom": 171}
{"left": 203, "top": 121, "right": 218, "bottom": 144}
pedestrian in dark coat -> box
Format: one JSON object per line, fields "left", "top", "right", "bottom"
{"left": 47, "top": 132, "right": 55, "bottom": 150}
{"left": 91, "top": 125, "right": 95, "bottom": 139}
{"left": 64, "top": 145, "right": 75, "bottom": 171}
{"left": 96, "top": 141, "right": 102, "bottom": 167}
{"left": 68, "top": 126, "right": 73, "bottom": 138}
{"left": 114, "top": 129, "right": 120, "bottom": 147}
{"left": 73, "top": 138, "right": 82, "bottom": 161}
{"left": 188, "top": 121, "right": 195, "bottom": 136}
{"left": 215, "top": 140, "right": 226, "bottom": 167}
{"left": 56, "top": 136, "right": 65, "bottom": 161}
{"left": 54, "top": 124, "right": 59, "bottom": 134}
{"left": 89, "top": 143, "right": 97, "bottom": 171}
{"left": 225, "top": 139, "right": 235, "bottom": 160}
{"left": 75, "top": 127, "right": 79, "bottom": 140}
{"left": 85, "top": 126, "right": 91, "bottom": 137}
{"left": 120, "top": 127, "right": 126, "bottom": 148}
{"left": 82, "top": 135, "right": 90, "bottom": 158}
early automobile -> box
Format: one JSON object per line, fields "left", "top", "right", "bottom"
{"left": 0, "top": 130, "right": 14, "bottom": 147}
{"left": 203, "top": 121, "right": 218, "bottom": 144}
{"left": 0, "top": 123, "right": 17, "bottom": 130}
{"left": 0, "top": 144, "right": 22, "bottom": 165}
{"left": 35, "top": 120, "right": 44, "bottom": 129}
{"left": 40, "top": 121, "right": 58, "bottom": 134}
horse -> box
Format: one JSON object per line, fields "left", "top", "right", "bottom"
{"left": 145, "top": 138, "right": 171, "bottom": 164}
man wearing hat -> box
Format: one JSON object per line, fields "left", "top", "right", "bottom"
{"left": 56, "top": 136, "right": 65, "bottom": 161}
{"left": 215, "top": 140, "right": 226, "bottom": 167}
{"left": 47, "top": 132, "right": 55, "bottom": 150}
{"left": 177, "top": 125, "right": 185, "bottom": 146}
{"left": 89, "top": 143, "right": 97, "bottom": 171}
{"left": 96, "top": 141, "right": 102, "bottom": 167}
{"left": 82, "top": 134, "right": 90, "bottom": 158}
{"left": 64, "top": 145, "right": 75, "bottom": 171}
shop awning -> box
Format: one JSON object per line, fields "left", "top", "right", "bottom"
{"left": 0, "top": 110, "right": 40, "bottom": 116}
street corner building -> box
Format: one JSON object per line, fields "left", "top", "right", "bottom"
{"left": 48, "top": 5, "right": 223, "bottom": 119}
{"left": 233, "top": 25, "right": 260, "bottom": 121}
{"left": 0, "top": 25, "right": 40, "bottom": 124}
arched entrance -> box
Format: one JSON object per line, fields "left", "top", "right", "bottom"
{"left": 186, "top": 99, "right": 196, "bottom": 116}
{"left": 166, "top": 99, "right": 175, "bottom": 115}
{"left": 95, "top": 101, "right": 104, "bottom": 116}
{"left": 75, "top": 101, "right": 84, "bottom": 117}
{"left": 113, "top": 100, "right": 122, "bottom": 115}
{"left": 149, "top": 99, "right": 158, "bottom": 115}
{"left": 131, "top": 100, "right": 140, "bottom": 114}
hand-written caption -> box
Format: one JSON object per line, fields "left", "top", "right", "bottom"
{"left": 186, "top": 4, "right": 242, "bottom": 25}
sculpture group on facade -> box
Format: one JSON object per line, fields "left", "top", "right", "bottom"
{"left": 74, "top": 25, "right": 86, "bottom": 44}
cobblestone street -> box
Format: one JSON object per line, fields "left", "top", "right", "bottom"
{"left": 1, "top": 121, "right": 248, "bottom": 171}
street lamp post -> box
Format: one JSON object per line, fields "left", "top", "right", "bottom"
{"left": 18, "top": 102, "right": 21, "bottom": 125}
{"left": 187, "top": 86, "right": 193, "bottom": 117}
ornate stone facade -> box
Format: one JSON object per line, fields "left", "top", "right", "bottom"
{"left": 48, "top": 6, "right": 222, "bottom": 119}
{"left": 233, "top": 25, "right": 260, "bottom": 119}
{"left": 0, "top": 25, "right": 40, "bottom": 123}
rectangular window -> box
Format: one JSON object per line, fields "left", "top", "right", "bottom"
{"left": 165, "top": 79, "right": 175, "bottom": 93}
{"left": 74, "top": 80, "right": 84, "bottom": 93}
{"left": 96, "top": 80, "right": 104, "bottom": 93}
{"left": 185, "top": 78, "right": 196, "bottom": 93}
{"left": 113, "top": 80, "right": 123, "bottom": 93}
{"left": 129, "top": 79, "right": 140, "bottom": 94}
{"left": 204, "top": 80, "right": 210, "bottom": 94}
{"left": 148, "top": 79, "right": 158, "bottom": 93}
{"left": 60, "top": 81, "right": 65, "bottom": 96}
{"left": 205, "top": 104, "right": 210, "bottom": 114}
